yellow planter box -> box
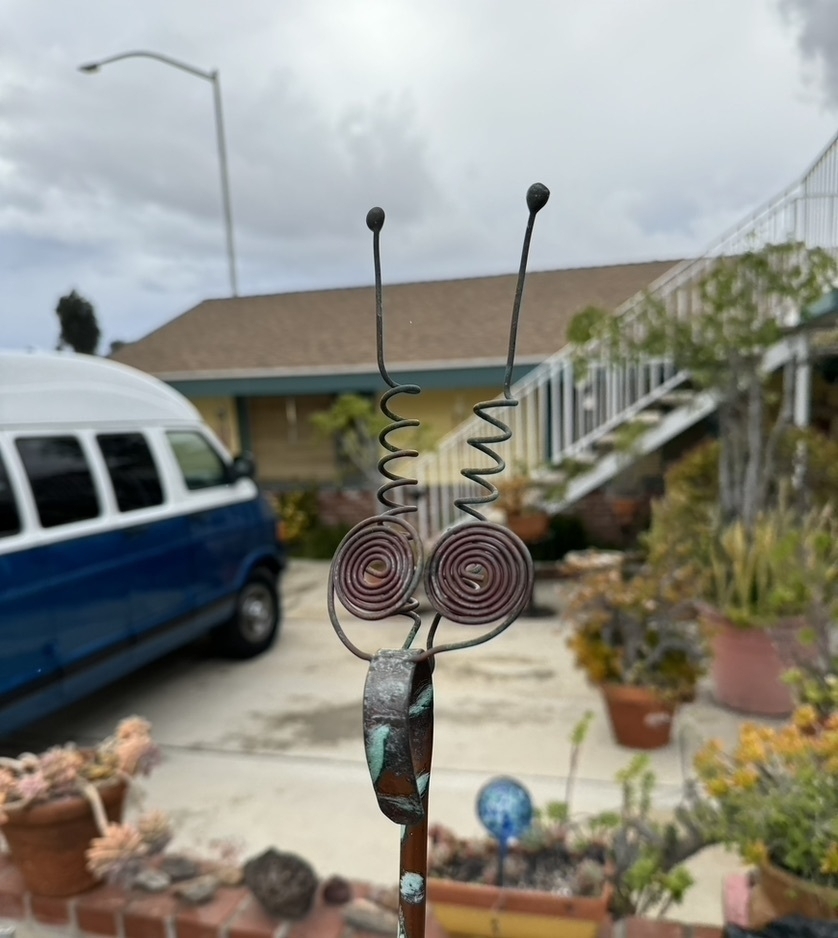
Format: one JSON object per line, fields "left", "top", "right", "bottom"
{"left": 427, "top": 878, "right": 611, "bottom": 938}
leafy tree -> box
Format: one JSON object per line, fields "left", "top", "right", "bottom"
{"left": 310, "top": 392, "right": 434, "bottom": 490}
{"left": 56, "top": 290, "right": 100, "bottom": 355}
{"left": 310, "top": 393, "right": 388, "bottom": 488}
{"left": 570, "top": 243, "right": 838, "bottom": 528}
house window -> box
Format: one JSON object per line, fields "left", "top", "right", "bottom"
{"left": 0, "top": 451, "right": 21, "bottom": 538}
{"left": 97, "top": 433, "right": 164, "bottom": 512}
{"left": 16, "top": 436, "right": 101, "bottom": 528}
{"left": 166, "top": 431, "right": 229, "bottom": 491}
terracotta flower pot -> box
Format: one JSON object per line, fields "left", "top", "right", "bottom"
{"left": 2, "top": 781, "right": 127, "bottom": 897}
{"left": 601, "top": 684, "right": 677, "bottom": 750}
{"left": 427, "top": 877, "right": 611, "bottom": 938}
{"left": 506, "top": 513, "right": 550, "bottom": 544}
{"left": 702, "top": 609, "right": 799, "bottom": 717}
{"left": 610, "top": 498, "right": 641, "bottom": 527}
{"left": 749, "top": 862, "right": 838, "bottom": 925}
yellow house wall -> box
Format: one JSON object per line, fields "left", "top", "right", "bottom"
{"left": 236, "top": 389, "right": 501, "bottom": 487}
{"left": 193, "top": 397, "right": 241, "bottom": 454}
{"left": 192, "top": 389, "right": 669, "bottom": 493}
{"left": 247, "top": 395, "right": 339, "bottom": 485}
{"left": 397, "top": 387, "right": 498, "bottom": 443}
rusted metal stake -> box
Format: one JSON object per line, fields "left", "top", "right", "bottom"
{"left": 329, "top": 184, "right": 549, "bottom": 937}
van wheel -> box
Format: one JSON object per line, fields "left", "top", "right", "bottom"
{"left": 215, "top": 569, "right": 280, "bottom": 659}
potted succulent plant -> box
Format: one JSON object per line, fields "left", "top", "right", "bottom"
{"left": 694, "top": 500, "right": 838, "bottom": 717}
{"left": 644, "top": 434, "right": 838, "bottom": 718}
{"left": 695, "top": 705, "right": 838, "bottom": 925}
{"left": 428, "top": 714, "right": 718, "bottom": 933}
{"left": 496, "top": 468, "right": 552, "bottom": 544}
{"left": 427, "top": 819, "right": 611, "bottom": 937}
{"left": 565, "top": 564, "right": 708, "bottom": 749}
{"left": 0, "top": 716, "right": 164, "bottom": 896}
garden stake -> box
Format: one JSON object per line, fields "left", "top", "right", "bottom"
{"left": 328, "top": 183, "right": 549, "bottom": 937}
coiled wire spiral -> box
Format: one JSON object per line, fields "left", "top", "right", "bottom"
{"left": 329, "top": 207, "right": 424, "bottom": 659}
{"left": 422, "top": 183, "right": 550, "bottom": 640}
{"left": 455, "top": 182, "right": 550, "bottom": 522}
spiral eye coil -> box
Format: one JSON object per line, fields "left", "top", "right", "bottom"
{"left": 331, "top": 515, "right": 423, "bottom": 622}
{"left": 424, "top": 521, "right": 532, "bottom": 627}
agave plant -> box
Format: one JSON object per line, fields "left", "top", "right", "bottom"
{"left": 706, "top": 500, "right": 838, "bottom": 628}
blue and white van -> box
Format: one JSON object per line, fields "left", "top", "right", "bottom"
{"left": 0, "top": 350, "right": 286, "bottom": 735}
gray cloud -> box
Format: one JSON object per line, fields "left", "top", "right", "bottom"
{"left": 0, "top": 0, "right": 835, "bottom": 352}
{"left": 781, "top": 0, "right": 838, "bottom": 108}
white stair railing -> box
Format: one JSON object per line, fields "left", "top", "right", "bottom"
{"left": 410, "top": 129, "right": 838, "bottom": 542}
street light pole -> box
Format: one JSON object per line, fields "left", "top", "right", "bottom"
{"left": 79, "top": 50, "right": 239, "bottom": 297}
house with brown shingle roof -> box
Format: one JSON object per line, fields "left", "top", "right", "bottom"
{"left": 113, "top": 259, "right": 678, "bottom": 487}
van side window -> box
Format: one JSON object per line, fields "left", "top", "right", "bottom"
{"left": 97, "top": 433, "right": 164, "bottom": 512}
{"left": 0, "top": 451, "right": 21, "bottom": 537}
{"left": 16, "top": 436, "right": 101, "bottom": 528}
{"left": 166, "top": 431, "right": 229, "bottom": 491}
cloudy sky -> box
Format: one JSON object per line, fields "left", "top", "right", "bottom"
{"left": 2, "top": 0, "right": 838, "bottom": 352}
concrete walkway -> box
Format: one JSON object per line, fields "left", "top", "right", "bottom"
{"left": 4, "top": 560, "right": 770, "bottom": 927}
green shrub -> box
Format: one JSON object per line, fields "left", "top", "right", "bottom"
{"left": 526, "top": 513, "right": 589, "bottom": 561}
{"left": 295, "top": 522, "right": 353, "bottom": 560}
{"left": 270, "top": 488, "right": 319, "bottom": 545}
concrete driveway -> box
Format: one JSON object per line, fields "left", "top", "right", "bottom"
{"left": 1, "top": 560, "right": 752, "bottom": 924}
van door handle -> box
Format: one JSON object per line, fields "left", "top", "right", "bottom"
{"left": 125, "top": 525, "right": 152, "bottom": 539}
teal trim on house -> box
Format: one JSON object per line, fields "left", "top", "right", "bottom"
{"left": 168, "top": 363, "right": 537, "bottom": 399}
{"left": 808, "top": 288, "right": 838, "bottom": 323}
{"left": 235, "top": 397, "right": 252, "bottom": 453}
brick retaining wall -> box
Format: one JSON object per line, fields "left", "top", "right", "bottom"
{"left": 0, "top": 857, "right": 446, "bottom": 938}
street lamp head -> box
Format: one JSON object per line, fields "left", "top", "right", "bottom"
{"left": 78, "top": 63, "right": 101, "bottom": 74}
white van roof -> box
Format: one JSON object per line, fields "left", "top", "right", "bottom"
{"left": 0, "top": 350, "right": 201, "bottom": 428}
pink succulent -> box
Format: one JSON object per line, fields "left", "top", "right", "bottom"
{"left": 116, "top": 717, "right": 152, "bottom": 740}
{"left": 0, "top": 769, "right": 17, "bottom": 796}
{"left": 16, "top": 771, "right": 49, "bottom": 804}
{"left": 86, "top": 823, "right": 148, "bottom": 881}
{"left": 40, "top": 747, "right": 83, "bottom": 792}
{"left": 137, "top": 810, "right": 172, "bottom": 854}
{"left": 114, "top": 737, "right": 161, "bottom": 777}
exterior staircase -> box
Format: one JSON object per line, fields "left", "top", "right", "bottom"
{"left": 410, "top": 129, "right": 838, "bottom": 543}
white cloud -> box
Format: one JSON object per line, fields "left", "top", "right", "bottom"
{"left": 0, "top": 0, "right": 835, "bottom": 351}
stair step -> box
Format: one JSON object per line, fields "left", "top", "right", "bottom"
{"left": 632, "top": 410, "right": 664, "bottom": 426}
{"left": 659, "top": 390, "right": 696, "bottom": 408}
{"left": 548, "top": 451, "right": 597, "bottom": 473}
{"left": 593, "top": 412, "right": 663, "bottom": 450}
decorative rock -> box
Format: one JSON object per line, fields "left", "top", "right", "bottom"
{"left": 343, "top": 898, "right": 399, "bottom": 936}
{"left": 132, "top": 868, "right": 172, "bottom": 892}
{"left": 173, "top": 874, "right": 220, "bottom": 905}
{"left": 160, "top": 855, "right": 203, "bottom": 882}
{"left": 243, "top": 849, "right": 318, "bottom": 920}
{"left": 214, "top": 864, "right": 244, "bottom": 886}
{"left": 322, "top": 875, "right": 353, "bottom": 906}
{"left": 369, "top": 884, "right": 399, "bottom": 913}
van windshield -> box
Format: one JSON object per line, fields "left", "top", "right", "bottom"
{"left": 167, "top": 431, "right": 229, "bottom": 491}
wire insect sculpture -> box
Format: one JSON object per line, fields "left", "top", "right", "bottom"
{"left": 328, "top": 182, "right": 549, "bottom": 938}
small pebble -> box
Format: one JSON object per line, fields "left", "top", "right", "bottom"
{"left": 132, "top": 868, "right": 171, "bottom": 893}
{"left": 343, "top": 898, "right": 399, "bottom": 935}
{"left": 173, "top": 875, "right": 219, "bottom": 905}
{"left": 214, "top": 864, "right": 244, "bottom": 886}
{"left": 369, "top": 884, "right": 399, "bottom": 912}
{"left": 160, "top": 855, "right": 202, "bottom": 882}
{"left": 322, "top": 875, "right": 353, "bottom": 905}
